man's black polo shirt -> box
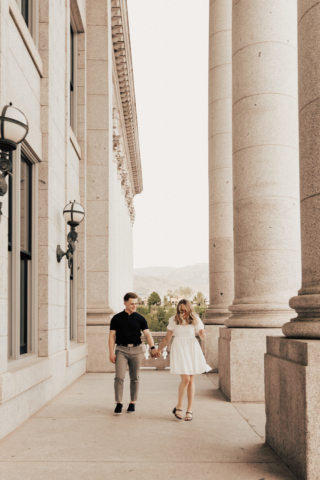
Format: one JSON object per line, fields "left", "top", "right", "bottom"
{"left": 110, "top": 310, "right": 148, "bottom": 345}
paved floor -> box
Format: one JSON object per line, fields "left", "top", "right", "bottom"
{"left": 0, "top": 371, "right": 296, "bottom": 480}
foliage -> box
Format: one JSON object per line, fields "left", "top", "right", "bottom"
{"left": 193, "top": 291, "right": 206, "bottom": 306}
{"left": 194, "top": 305, "right": 207, "bottom": 320}
{"left": 165, "top": 307, "right": 176, "bottom": 324}
{"left": 136, "top": 305, "right": 149, "bottom": 317}
{"left": 148, "top": 291, "right": 161, "bottom": 306}
{"left": 176, "top": 286, "right": 194, "bottom": 299}
{"left": 138, "top": 305, "right": 175, "bottom": 332}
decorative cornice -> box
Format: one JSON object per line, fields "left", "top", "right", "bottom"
{"left": 111, "top": 0, "right": 143, "bottom": 196}
{"left": 113, "top": 107, "right": 135, "bottom": 224}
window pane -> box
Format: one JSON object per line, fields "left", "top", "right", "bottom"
{"left": 21, "top": 0, "right": 29, "bottom": 27}
{"left": 20, "top": 255, "right": 28, "bottom": 355}
{"left": 70, "top": 25, "right": 74, "bottom": 89}
{"left": 20, "top": 157, "right": 32, "bottom": 253}
{"left": 70, "top": 22, "right": 76, "bottom": 132}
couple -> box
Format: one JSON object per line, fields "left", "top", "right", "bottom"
{"left": 109, "top": 292, "right": 210, "bottom": 421}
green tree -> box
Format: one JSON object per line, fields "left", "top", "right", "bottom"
{"left": 195, "top": 305, "right": 207, "bottom": 320}
{"left": 193, "top": 291, "right": 206, "bottom": 306}
{"left": 148, "top": 291, "right": 161, "bottom": 306}
{"left": 157, "top": 307, "right": 166, "bottom": 323}
{"left": 165, "top": 306, "right": 176, "bottom": 324}
{"left": 163, "top": 295, "right": 171, "bottom": 307}
{"left": 146, "top": 312, "right": 160, "bottom": 332}
{"left": 177, "top": 286, "right": 194, "bottom": 299}
{"left": 137, "top": 305, "right": 149, "bottom": 317}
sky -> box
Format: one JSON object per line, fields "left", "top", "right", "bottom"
{"left": 127, "top": 0, "right": 209, "bottom": 269}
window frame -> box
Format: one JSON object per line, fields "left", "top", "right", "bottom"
{"left": 16, "top": 0, "right": 39, "bottom": 48}
{"left": 8, "top": 146, "right": 38, "bottom": 363}
{"left": 70, "top": 12, "right": 78, "bottom": 136}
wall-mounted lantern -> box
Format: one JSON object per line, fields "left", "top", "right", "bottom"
{"left": 56, "top": 200, "right": 85, "bottom": 269}
{"left": 0, "top": 103, "right": 29, "bottom": 215}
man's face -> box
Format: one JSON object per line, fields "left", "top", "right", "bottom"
{"left": 125, "top": 298, "right": 138, "bottom": 314}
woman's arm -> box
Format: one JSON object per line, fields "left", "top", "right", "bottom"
{"left": 198, "top": 328, "right": 206, "bottom": 340}
{"left": 157, "top": 330, "right": 174, "bottom": 353}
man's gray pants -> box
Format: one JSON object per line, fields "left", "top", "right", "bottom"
{"left": 114, "top": 345, "right": 143, "bottom": 403}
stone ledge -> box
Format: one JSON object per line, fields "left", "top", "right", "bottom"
{"left": 0, "top": 357, "right": 52, "bottom": 405}
{"left": 9, "top": 0, "right": 43, "bottom": 77}
{"left": 67, "top": 343, "right": 88, "bottom": 367}
{"left": 87, "top": 308, "right": 114, "bottom": 326}
{"left": 220, "top": 327, "right": 283, "bottom": 341}
{"left": 266, "top": 336, "right": 320, "bottom": 366}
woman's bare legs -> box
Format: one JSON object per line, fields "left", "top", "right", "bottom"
{"left": 175, "top": 375, "right": 190, "bottom": 418}
{"left": 186, "top": 375, "right": 195, "bottom": 419}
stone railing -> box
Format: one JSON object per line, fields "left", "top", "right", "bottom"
{"left": 140, "top": 333, "right": 172, "bottom": 370}
{"left": 141, "top": 332, "right": 203, "bottom": 370}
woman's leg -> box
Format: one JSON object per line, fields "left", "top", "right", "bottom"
{"left": 186, "top": 375, "right": 195, "bottom": 418}
{"left": 176, "top": 375, "right": 190, "bottom": 416}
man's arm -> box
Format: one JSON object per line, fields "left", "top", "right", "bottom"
{"left": 109, "top": 330, "right": 116, "bottom": 363}
{"left": 142, "top": 329, "right": 156, "bottom": 356}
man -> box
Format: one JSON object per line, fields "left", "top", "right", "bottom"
{"left": 109, "top": 292, "right": 157, "bottom": 415}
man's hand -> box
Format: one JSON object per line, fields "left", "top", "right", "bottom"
{"left": 150, "top": 348, "right": 157, "bottom": 357}
{"left": 109, "top": 353, "right": 116, "bottom": 363}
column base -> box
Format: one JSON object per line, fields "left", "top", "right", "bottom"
{"left": 203, "top": 307, "right": 229, "bottom": 372}
{"left": 265, "top": 337, "right": 320, "bottom": 480}
{"left": 86, "top": 308, "right": 115, "bottom": 373}
{"left": 219, "top": 327, "right": 282, "bottom": 401}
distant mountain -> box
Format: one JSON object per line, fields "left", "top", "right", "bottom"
{"left": 134, "top": 263, "right": 209, "bottom": 299}
{"left": 133, "top": 266, "right": 175, "bottom": 277}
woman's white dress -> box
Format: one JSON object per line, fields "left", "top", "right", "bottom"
{"left": 167, "top": 316, "right": 211, "bottom": 375}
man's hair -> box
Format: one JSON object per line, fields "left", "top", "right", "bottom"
{"left": 124, "top": 292, "right": 138, "bottom": 302}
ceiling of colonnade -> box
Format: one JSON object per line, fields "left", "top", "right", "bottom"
{"left": 127, "top": 0, "right": 209, "bottom": 269}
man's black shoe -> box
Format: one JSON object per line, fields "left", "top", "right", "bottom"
{"left": 127, "top": 403, "right": 135, "bottom": 413}
{"left": 114, "top": 403, "right": 123, "bottom": 415}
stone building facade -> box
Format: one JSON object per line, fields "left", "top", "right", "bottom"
{"left": 0, "top": 0, "right": 142, "bottom": 441}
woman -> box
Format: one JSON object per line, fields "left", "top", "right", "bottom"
{"left": 156, "top": 299, "right": 210, "bottom": 421}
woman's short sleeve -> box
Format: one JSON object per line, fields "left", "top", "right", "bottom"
{"left": 167, "top": 316, "right": 175, "bottom": 331}
{"left": 194, "top": 316, "right": 205, "bottom": 333}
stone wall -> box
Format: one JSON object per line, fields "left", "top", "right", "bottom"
{"left": 0, "top": 0, "right": 142, "bottom": 439}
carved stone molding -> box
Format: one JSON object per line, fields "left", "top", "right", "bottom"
{"left": 113, "top": 107, "right": 136, "bottom": 224}
{"left": 111, "top": 0, "right": 143, "bottom": 198}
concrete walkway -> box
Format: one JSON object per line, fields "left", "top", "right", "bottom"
{"left": 0, "top": 371, "right": 296, "bottom": 480}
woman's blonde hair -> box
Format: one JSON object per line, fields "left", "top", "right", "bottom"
{"left": 174, "top": 299, "right": 199, "bottom": 326}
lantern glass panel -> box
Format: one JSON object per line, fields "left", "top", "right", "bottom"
{"left": 63, "top": 202, "right": 84, "bottom": 224}
{"left": 3, "top": 107, "right": 28, "bottom": 143}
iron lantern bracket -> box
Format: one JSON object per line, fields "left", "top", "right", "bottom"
{"left": 56, "top": 226, "right": 78, "bottom": 269}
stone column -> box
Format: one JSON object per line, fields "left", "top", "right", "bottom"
{"left": 205, "top": 0, "right": 233, "bottom": 372}
{"left": 86, "top": 0, "right": 115, "bottom": 373}
{"left": 219, "top": 0, "right": 300, "bottom": 401}
{"left": 265, "top": 2, "right": 320, "bottom": 478}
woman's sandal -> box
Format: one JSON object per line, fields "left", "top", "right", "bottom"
{"left": 185, "top": 411, "right": 193, "bottom": 421}
{"left": 172, "top": 407, "right": 183, "bottom": 420}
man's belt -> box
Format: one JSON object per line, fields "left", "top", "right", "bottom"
{"left": 117, "top": 343, "right": 140, "bottom": 347}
